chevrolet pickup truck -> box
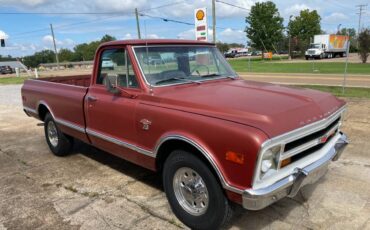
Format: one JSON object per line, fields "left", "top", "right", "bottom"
{"left": 22, "top": 39, "right": 348, "bottom": 230}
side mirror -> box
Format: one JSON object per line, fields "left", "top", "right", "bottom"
{"left": 105, "top": 74, "right": 121, "bottom": 95}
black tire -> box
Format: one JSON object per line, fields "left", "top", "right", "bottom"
{"left": 44, "top": 113, "right": 73, "bottom": 156}
{"left": 163, "top": 150, "right": 233, "bottom": 230}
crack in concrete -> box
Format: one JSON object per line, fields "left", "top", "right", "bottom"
{"left": 48, "top": 182, "right": 183, "bottom": 229}
{"left": 337, "top": 160, "right": 370, "bottom": 168}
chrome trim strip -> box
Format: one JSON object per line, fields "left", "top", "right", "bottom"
{"left": 86, "top": 128, "right": 154, "bottom": 157}
{"left": 154, "top": 135, "right": 244, "bottom": 194}
{"left": 23, "top": 106, "right": 37, "bottom": 115}
{"left": 55, "top": 118, "right": 86, "bottom": 133}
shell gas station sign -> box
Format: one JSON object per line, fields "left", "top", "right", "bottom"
{"left": 194, "top": 8, "right": 208, "bottom": 41}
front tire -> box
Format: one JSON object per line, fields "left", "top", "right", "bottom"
{"left": 44, "top": 113, "right": 73, "bottom": 156}
{"left": 163, "top": 150, "right": 233, "bottom": 230}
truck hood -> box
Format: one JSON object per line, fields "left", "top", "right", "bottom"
{"left": 149, "top": 79, "right": 345, "bottom": 137}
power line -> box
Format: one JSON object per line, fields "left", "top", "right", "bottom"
{"left": 140, "top": 13, "right": 241, "bottom": 31}
{"left": 0, "top": 12, "right": 123, "bottom": 15}
{"left": 140, "top": 13, "right": 194, "bottom": 26}
{"left": 139, "top": 0, "right": 188, "bottom": 12}
{"left": 215, "top": 0, "right": 250, "bottom": 11}
{"left": 9, "top": 14, "right": 128, "bottom": 40}
{"left": 356, "top": 4, "right": 368, "bottom": 33}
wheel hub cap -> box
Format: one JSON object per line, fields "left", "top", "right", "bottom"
{"left": 173, "top": 167, "right": 209, "bottom": 216}
{"left": 47, "top": 121, "right": 59, "bottom": 147}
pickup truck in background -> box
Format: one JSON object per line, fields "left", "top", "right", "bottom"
{"left": 22, "top": 39, "right": 348, "bottom": 230}
{"left": 305, "top": 34, "right": 349, "bottom": 59}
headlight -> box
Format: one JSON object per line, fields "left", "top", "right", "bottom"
{"left": 260, "top": 145, "right": 281, "bottom": 179}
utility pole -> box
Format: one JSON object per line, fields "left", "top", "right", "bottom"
{"left": 50, "top": 24, "right": 59, "bottom": 70}
{"left": 356, "top": 4, "right": 367, "bottom": 48}
{"left": 135, "top": 8, "right": 141, "bottom": 39}
{"left": 212, "top": 0, "right": 216, "bottom": 42}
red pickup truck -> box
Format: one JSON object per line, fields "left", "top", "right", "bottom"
{"left": 22, "top": 39, "right": 348, "bottom": 229}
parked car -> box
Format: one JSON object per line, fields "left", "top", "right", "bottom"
{"left": 0, "top": 65, "right": 13, "bottom": 74}
{"left": 224, "top": 50, "right": 237, "bottom": 58}
{"left": 22, "top": 39, "right": 348, "bottom": 230}
{"left": 101, "top": 57, "right": 114, "bottom": 70}
{"left": 251, "top": 51, "right": 262, "bottom": 56}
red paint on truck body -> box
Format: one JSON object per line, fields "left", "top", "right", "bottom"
{"left": 21, "top": 39, "right": 346, "bottom": 203}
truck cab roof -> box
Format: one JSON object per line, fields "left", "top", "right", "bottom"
{"left": 100, "top": 39, "right": 215, "bottom": 48}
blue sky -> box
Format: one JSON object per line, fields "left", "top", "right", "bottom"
{"left": 0, "top": 0, "right": 368, "bottom": 57}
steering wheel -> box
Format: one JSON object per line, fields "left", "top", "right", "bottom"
{"left": 190, "top": 64, "right": 210, "bottom": 76}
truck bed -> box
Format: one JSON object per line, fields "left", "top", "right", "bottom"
{"left": 21, "top": 75, "right": 91, "bottom": 143}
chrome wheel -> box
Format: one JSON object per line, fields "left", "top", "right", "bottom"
{"left": 173, "top": 167, "right": 209, "bottom": 216}
{"left": 47, "top": 121, "right": 59, "bottom": 147}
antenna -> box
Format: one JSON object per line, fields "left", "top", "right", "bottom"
{"left": 144, "top": 20, "right": 153, "bottom": 92}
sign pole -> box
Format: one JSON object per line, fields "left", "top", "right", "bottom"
{"left": 212, "top": 0, "right": 216, "bottom": 42}
{"left": 342, "top": 40, "right": 350, "bottom": 94}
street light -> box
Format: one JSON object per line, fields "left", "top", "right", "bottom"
{"left": 337, "top": 24, "right": 342, "bottom": 34}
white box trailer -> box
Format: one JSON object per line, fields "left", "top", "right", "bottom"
{"left": 305, "top": 34, "right": 349, "bottom": 60}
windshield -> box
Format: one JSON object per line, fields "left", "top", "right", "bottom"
{"left": 133, "top": 46, "right": 237, "bottom": 86}
{"left": 309, "top": 44, "right": 321, "bottom": 49}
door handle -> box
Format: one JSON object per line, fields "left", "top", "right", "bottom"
{"left": 87, "top": 95, "right": 97, "bottom": 102}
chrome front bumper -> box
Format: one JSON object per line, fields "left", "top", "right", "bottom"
{"left": 242, "top": 132, "right": 348, "bottom": 210}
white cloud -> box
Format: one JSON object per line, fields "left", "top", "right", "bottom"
{"left": 323, "top": 12, "right": 349, "bottom": 23}
{"left": 42, "top": 35, "right": 75, "bottom": 48}
{"left": 0, "top": 30, "right": 9, "bottom": 39}
{"left": 219, "top": 28, "right": 245, "bottom": 44}
{"left": 284, "top": 4, "right": 312, "bottom": 17}
{"left": 0, "top": 0, "right": 48, "bottom": 7}
{"left": 147, "top": 34, "right": 161, "bottom": 39}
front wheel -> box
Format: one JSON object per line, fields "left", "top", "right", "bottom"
{"left": 44, "top": 113, "right": 73, "bottom": 156}
{"left": 163, "top": 150, "right": 233, "bottom": 230}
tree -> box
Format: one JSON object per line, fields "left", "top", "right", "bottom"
{"left": 58, "top": 48, "right": 74, "bottom": 62}
{"left": 216, "top": 42, "right": 230, "bottom": 53}
{"left": 288, "top": 9, "right": 321, "bottom": 56}
{"left": 338, "top": 28, "right": 356, "bottom": 37}
{"left": 245, "top": 1, "right": 284, "bottom": 54}
{"left": 23, "top": 50, "right": 55, "bottom": 68}
{"left": 358, "top": 29, "right": 370, "bottom": 63}
{"left": 338, "top": 28, "right": 358, "bottom": 52}
{"left": 101, "top": 34, "right": 117, "bottom": 43}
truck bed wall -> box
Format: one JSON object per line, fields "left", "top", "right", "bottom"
{"left": 38, "top": 75, "right": 91, "bottom": 87}
{"left": 22, "top": 78, "right": 90, "bottom": 143}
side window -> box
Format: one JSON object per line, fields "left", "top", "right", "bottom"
{"left": 97, "top": 48, "right": 139, "bottom": 88}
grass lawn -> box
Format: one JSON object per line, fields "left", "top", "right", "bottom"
{"left": 0, "top": 77, "right": 29, "bottom": 85}
{"left": 228, "top": 59, "right": 370, "bottom": 75}
{"left": 297, "top": 85, "right": 370, "bottom": 99}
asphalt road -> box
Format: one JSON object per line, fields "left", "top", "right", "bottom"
{"left": 239, "top": 73, "right": 370, "bottom": 88}
{"left": 1, "top": 85, "right": 370, "bottom": 229}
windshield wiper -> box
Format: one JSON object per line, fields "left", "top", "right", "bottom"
{"left": 155, "top": 77, "right": 201, "bottom": 85}
{"left": 200, "top": 74, "right": 236, "bottom": 80}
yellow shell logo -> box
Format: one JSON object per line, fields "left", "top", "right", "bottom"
{"left": 196, "top": 10, "right": 205, "bottom": 21}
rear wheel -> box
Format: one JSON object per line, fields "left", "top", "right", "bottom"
{"left": 163, "top": 150, "right": 233, "bottom": 230}
{"left": 44, "top": 113, "right": 73, "bottom": 156}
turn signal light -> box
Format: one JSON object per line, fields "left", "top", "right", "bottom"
{"left": 280, "top": 158, "right": 292, "bottom": 168}
{"left": 225, "top": 151, "right": 244, "bottom": 165}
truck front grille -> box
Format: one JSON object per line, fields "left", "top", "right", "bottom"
{"left": 280, "top": 116, "right": 341, "bottom": 166}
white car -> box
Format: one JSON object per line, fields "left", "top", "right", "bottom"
{"left": 101, "top": 58, "right": 114, "bottom": 70}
